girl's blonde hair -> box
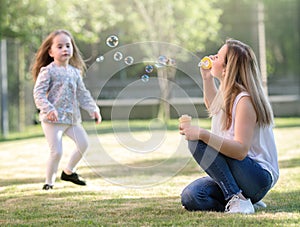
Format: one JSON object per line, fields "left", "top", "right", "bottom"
{"left": 209, "top": 39, "right": 273, "bottom": 130}
{"left": 31, "top": 29, "right": 86, "bottom": 82}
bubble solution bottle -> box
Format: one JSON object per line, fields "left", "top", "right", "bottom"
{"left": 198, "top": 56, "right": 212, "bottom": 69}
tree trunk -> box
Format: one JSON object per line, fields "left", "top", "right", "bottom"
{"left": 157, "top": 63, "right": 176, "bottom": 121}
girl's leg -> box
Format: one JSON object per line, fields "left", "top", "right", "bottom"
{"left": 181, "top": 176, "right": 226, "bottom": 212}
{"left": 64, "top": 124, "right": 89, "bottom": 173}
{"left": 41, "top": 122, "right": 66, "bottom": 185}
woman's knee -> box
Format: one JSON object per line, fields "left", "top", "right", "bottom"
{"left": 181, "top": 178, "right": 208, "bottom": 211}
{"left": 181, "top": 187, "right": 200, "bottom": 211}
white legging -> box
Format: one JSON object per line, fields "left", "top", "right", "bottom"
{"left": 41, "top": 122, "right": 89, "bottom": 185}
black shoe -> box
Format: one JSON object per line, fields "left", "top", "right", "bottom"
{"left": 42, "top": 184, "right": 53, "bottom": 190}
{"left": 60, "top": 171, "right": 86, "bottom": 186}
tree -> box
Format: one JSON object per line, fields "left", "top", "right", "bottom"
{"left": 263, "top": 0, "right": 300, "bottom": 78}
{"left": 0, "top": 0, "right": 121, "bottom": 134}
{"left": 109, "top": 0, "right": 223, "bottom": 120}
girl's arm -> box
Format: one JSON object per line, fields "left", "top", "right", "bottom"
{"left": 76, "top": 76, "right": 101, "bottom": 121}
{"left": 33, "top": 69, "right": 55, "bottom": 115}
{"left": 182, "top": 96, "right": 257, "bottom": 160}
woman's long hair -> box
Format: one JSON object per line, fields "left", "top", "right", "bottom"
{"left": 31, "top": 29, "right": 86, "bottom": 82}
{"left": 210, "top": 39, "right": 273, "bottom": 130}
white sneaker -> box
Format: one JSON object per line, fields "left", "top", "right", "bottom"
{"left": 225, "top": 195, "right": 255, "bottom": 214}
{"left": 253, "top": 200, "right": 267, "bottom": 209}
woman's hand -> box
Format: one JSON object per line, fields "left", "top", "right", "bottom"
{"left": 200, "top": 67, "right": 212, "bottom": 80}
{"left": 200, "top": 55, "right": 213, "bottom": 80}
{"left": 180, "top": 125, "right": 204, "bottom": 141}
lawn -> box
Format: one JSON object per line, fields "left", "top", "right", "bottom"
{"left": 0, "top": 118, "right": 299, "bottom": 226}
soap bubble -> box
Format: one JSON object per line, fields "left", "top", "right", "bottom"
{"left": 106, "top": 35, "right": 119, "bottom": 48}
{"left": 141, "top": 74, "right": 150, "bottom": 82}
{"left": 96, "top": 56, "right": 104, "bottom": 62}
{"left": 113, "top": 51, "right": 123, "bottom": 61}
{"left": 168, "top": 58, "right": 176, "bottom": 66}
{"left": 157, "top": 55, "right": 168, "bottom": 65}
{"left": 145, "top": 65, "right": 154, "bottom": 73}
{"left": 124, "top": 56, "right": 134, "bottom": 65}
{"left": 85, "top": 41, "right": 203, "bottom": 188}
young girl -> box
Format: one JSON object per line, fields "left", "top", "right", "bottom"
{"left": 180, "top": 39, "right": 279, "bottom": 213}
{"left": 32, "top": 29, "right": 102, "bottom": 190}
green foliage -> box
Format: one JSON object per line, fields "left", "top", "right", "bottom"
{"left": 1, "top": 0, "right": 48, "bottom": 46}
{"left": 263, "top": 0, "right": 300, "bottom": 77}
{"left": 1, "top": 0, "right": 298, "bottom": 76}
{"left": 0, "top": 0, "right": 122, "bottom": 47}
{"left": 2, "top": 0, "right": 297, "bottom": 75}
{"left": 0, "top": 0, "right": 223, "bottom": 52}
{"left": 218, "top": 0, "right": 300, "bottom": 78}
{"left": 110, "top": 0, "right": 222, "bottom": 52}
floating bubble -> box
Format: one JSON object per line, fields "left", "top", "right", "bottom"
{"left": 141, "top": 74, "right": 150, "bottom": 82}
{"left": 145, "top": 65, "right": 154, "bottom": 73}
{"left": 113, "top": 51, "right": 123, "bottom": 61}
{"left": 96, "top": 56, "right": 104, "bottom": 62}
{"left": 124, "top": 56, "right": 134, "bottom": 65}
{"left": 84, "top": 41, "right": 201, "bottom": 188}
{"left": 157, "top": 55, "right": 168, "bottom": 65}
{"left": 106, "top": 35, "right": 119, "bottom": 48}
{"left": 168, "top": 58, "right": 176, "bottom": 66}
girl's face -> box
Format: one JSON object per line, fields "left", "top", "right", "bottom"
{"left": 210, "top": 44, "right": 227, "bottom": 80}
{"left": 49, "top": 33, "right": 73, "bottom": 67}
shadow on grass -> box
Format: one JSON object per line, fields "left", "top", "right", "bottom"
{"left": 60, "top": 190, "right": 300, "bottom": 213}
{"left": 0, "top": 133, "right": 44, "bottom": 142}
{"left": 279, "top": 158, "right": 300, "bottom": 169}
{"left": 267, "top": 190, "right": 300, "bottom": 212}
{"left": 0, "top": 157, "right": 199, "bottom": 188}
{"left": 81, "top": 157, "right": 199, "bottom": 180}
{"left": 2, "top": 156, "right": 298, "bottom": 188}
{"left": 1, "top": 190, "right": 299, "bottom": 226}
{"left": 274, "top": 124, "right": 300, "bottom": 128}
{"left": 0, "top": 177, "right": 44, "bottom": 187}
{"left": 274, "top": 117, "right": 300, "bottom": 128}
{"left": 82, "top": 154, "right": 300, "bottom": 182}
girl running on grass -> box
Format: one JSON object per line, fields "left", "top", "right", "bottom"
{"left": 32, "top": 29, "right": 101, "bottom": 190}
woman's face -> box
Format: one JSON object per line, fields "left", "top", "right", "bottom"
{"left": 210, "top": 44, "right": 227, "bottom": 80}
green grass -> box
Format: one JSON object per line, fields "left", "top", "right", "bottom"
{"left": 0, "top": 118, "right": 299, "bottom": 226}
{"left": 1, "top": 117, "right": 299, "bottom": 141}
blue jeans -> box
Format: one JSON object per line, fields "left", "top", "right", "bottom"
{"left": 181, "top": 140, "right": 272, "bottom": 212}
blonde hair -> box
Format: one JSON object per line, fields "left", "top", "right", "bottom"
{"left": 209, "top": 39, "right": 273, "bottom": 130}
{"left": 31, "top": 29, "right": 86, "bottom": 82}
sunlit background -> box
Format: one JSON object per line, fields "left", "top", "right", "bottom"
{"left": 0, "top": 0, "right": 299, "bottom": 138}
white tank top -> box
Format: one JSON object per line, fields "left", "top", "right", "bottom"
{"left": 211, "top": 92, "right": 279, "bottom": 187}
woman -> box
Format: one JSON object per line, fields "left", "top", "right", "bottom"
{"left": 180, "top": 39, "right": 279, "bottom": 214}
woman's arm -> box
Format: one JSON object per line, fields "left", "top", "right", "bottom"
{"left": 182, "top": 96, "right": 257, "bottom": 160}
{"left": 200, "top": 68, "right": 218, "bottom": 109}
